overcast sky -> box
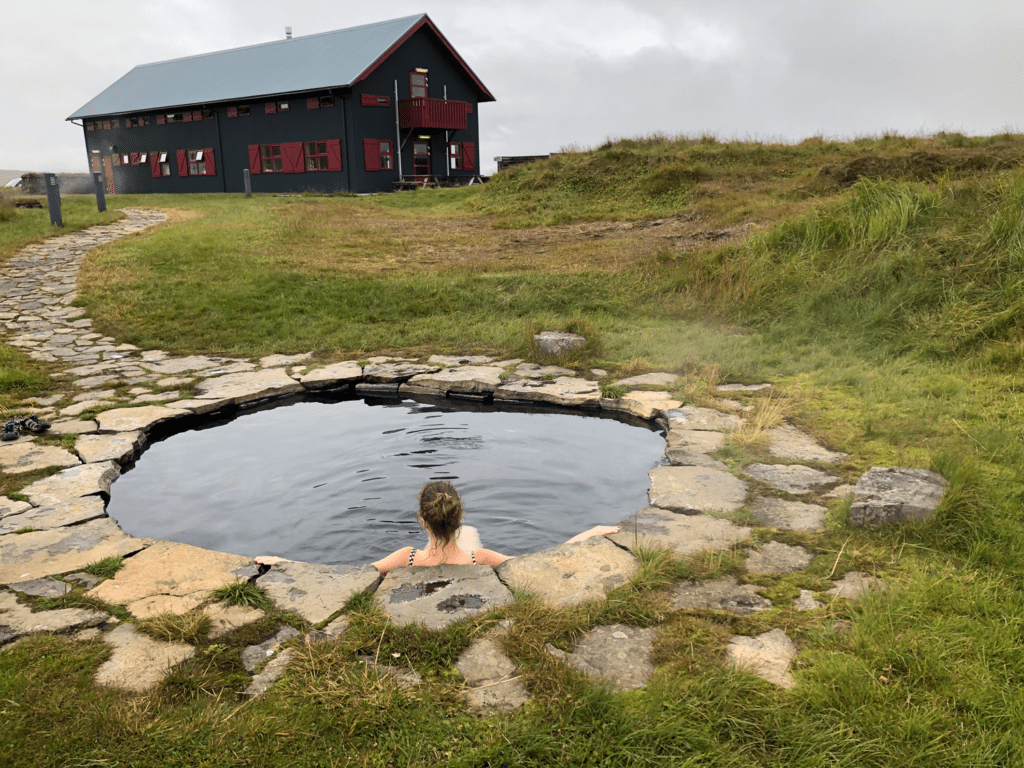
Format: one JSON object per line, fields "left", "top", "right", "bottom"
{"left": 4, "top": 1, "right": 1022, "bottom": 174}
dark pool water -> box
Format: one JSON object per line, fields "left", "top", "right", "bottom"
{"left": 106, "top": 396, "right": 665, "bottom": 565}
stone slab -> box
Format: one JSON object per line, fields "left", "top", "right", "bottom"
{"left": 65, "top": 571, "right": 103, "bottom": 589}
{"left": 0, "top": 591, "right": 107, "bottom": 646}
{"left": 260, "top": 352, "right": 313, "bottom": 368}
{"left": 362, "top": 363, "right": 440, "bottom": 383}
{"left": 0, "top": 496, "right": 107, "bottom": 535}
{"left": 849, "top": 467, "right": 947, "bottom": 526}
{"left": 298, "top": 361, "right": 363, "bottom": 390}
{"left": 612, "top": 373, "right": 680, "bottom": 387}
{"left": 95, "top": 406, "right": 189, "bottom": 433}
{"left": 742, "top": 464, "right": 841, "bottom": 495}
{"left": 46, "top": 419, "right": 99, "bottom": 435}
{"left": 244, "top": 649, "right": 294, "bottom": 696}
{"left": 794, "top": 590, "right": 823, "bottom": 611}
{"left": 494, "top": 377, "right": 601, "bottom": 409}
{"left": 89, "top": 541, "right": 253, "bottom": 619}
{"left": 744, "top": 541, "right": 814, "bottom": 574}
{"left": 74, "top": 432, "right": 144, "bottom": 464}
{"left": 601, "top": 390, "right": 682, "bottom": 420}
{"left": 826, "top": 571, "right": 886, "bottom": 599}
{"left": 749, "top": 497, "right": 827, "bottom": 532}
{"left": 666, "top": 428, "right": 726, "bottom": 454}
{"left": 664, "top": 448, "right": 727, "bottom": 469}
{"left": 667, "top": 406, "right": 745, "bottom": 432}
{"left": 513, "top": 363, "right": 574, "bottom": 379}
{"left": 241, "top": 626, "right": 301, "bottom": 672}
{"left": 546, "top": 624, "right": 656, "bottom": 691}
{"left": 256, "top": 561, "right": 381, "bottom": 624}
{"left": 456, "top": 635, "right": 530, "bottom": 714}
{"left": 95, "top": 623, "right": 195, "bottom": 693}
{"left": 669, "top": 576, "right": 772, "bottom": 615}
{"left": 496, "top": 537, "right": 636, "bottom": 608}
{"left": 404, "top": 366, "right": 505, "bottom": 395}
{"left": 20, "top": 461, "right": 120, "bottom": 507}
{"left": 768, "top": 424, "right": 848, "bottom": 464}
{"left": 0, "top": 441, "right": 81, "bottom": 474}
{"left": 648, "top": 466, "right": 748, "bottom": 515}
{"left": 0, "top": 517, "right": 143, "bottom": 584}
{"left": 0, "top": 498, "right": 33, "bottom": 519}
{"left": 193, "top": 369, "right": 304, "bottom": 405}
{"left": 376, "top": 564, "right": 514, "bottom": 630}
{"left": 717, "top": 383, "right": 772, "bottom": 392}
{"left": 356, "top": 656, "right": 423, "bottom": 690}
{"left": 8, "top": 576, "right": 72, "bottom": 598}
{"left": 205, "top": 603, "right": 266, "bottom": 639}
{"left": 163, "top": 398, "right": 229, "bottom": 415}
{"left": 726, "top": 628, "right": 797, "bottom": 688}
{"left": 608, "top": 506, "right": 752, "bottom": 557}
{"left": 138, "top": 355, "right": 226, "bottom": 375}
{"left": 427, "top": 355, "right": 496, "bottom": 366}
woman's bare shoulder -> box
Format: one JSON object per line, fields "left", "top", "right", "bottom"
{"left": 373, "top": 546, "right": 415, "bottom": 573}
{"left": 473, "top": 548, "right": 510, "bottom": 567}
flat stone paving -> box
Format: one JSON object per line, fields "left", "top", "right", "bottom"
{"left": 0, "top": 210, "right": 936, "bottom": 701}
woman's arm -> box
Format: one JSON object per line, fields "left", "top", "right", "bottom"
{"left": 372, "top": 546, "right": 415, "bottom": 574}
{"left": 564, "top": 525, "right": 620, "bottom": 545}
{"left": 255, "top": 555, "right": 290, "bottom": 566}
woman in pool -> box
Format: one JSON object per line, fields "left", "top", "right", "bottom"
{"left": 255, "top": 480, "right": 619, "bottom": 573}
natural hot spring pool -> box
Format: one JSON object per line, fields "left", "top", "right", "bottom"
{"left": 106, "top": 395, "right": 666, "bottom": 565}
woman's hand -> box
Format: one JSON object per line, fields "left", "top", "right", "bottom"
{"left": 255, "top": 555, "right": 288, "bottom": 565}
{"left": 564, "top": 525, "right": 620, "bottom": 544}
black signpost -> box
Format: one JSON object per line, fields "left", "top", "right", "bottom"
{"left": 44, "top": 173, "right": 63, "bottom": 228}
{"left": 92, "top": 172, "right": 107, "bottom": 212}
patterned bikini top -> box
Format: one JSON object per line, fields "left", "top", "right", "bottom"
{"left": 408, "top": 548, "right": 476, "bottom": 566}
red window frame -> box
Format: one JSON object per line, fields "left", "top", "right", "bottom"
{"left": 364, "top": 139, "right": 394, "bottom": 171}
{"left": 176, "top": 148, "right": 216, "bottom": 177}
{"left": 86, "top": 122, "right": 95, "bottom": 131}
{"left": 409, "top": 70, "right": 428, "bottom": 98}
{"left": 449, "top": 142, "right": 476, "bottom": 172}
{"left": 248, "top": 140, "right": 341, "bottom": 174}
{"left": 360, "top": 94, "right": 391, "bottom": 107}
{"left": 265, "top": 101, "right": 290, "bottom": 114}
{"left": 151, "top": 151, "right": 172, "bottom": 177}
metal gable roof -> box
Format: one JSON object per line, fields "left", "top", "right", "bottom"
{"left": 68, "top": 14, "right": 487, "bottom": 120}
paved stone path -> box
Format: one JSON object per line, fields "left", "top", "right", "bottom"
{"left": 0, "top": 211, "right": 943, "bottom": 708}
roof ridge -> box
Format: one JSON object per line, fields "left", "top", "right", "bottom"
{"left": 134, "top": 13, "right": 426, "bottom": 70}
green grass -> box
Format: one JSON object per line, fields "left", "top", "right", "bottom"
{"left": 81, "top": 556, "right": 125, "bottom": 579}
{"left": 3, "top": 132, "right": 1024, "bottom": 766}
{"left": 209, "top": 580, "right": 274, "bottom": 611}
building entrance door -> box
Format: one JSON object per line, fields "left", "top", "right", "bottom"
{"left": 412, "top": 140, "right": 430, "bottom": 180}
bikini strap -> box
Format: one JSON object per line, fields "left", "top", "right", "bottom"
{"left": 471, "top": 550, "right": 476, "bottom": 565}
{"left": 408, "top": 548, "right": 416, "bottom": 566}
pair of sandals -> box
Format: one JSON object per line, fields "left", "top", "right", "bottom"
{"left": 2, "top": 414, "right": 51, "bottom": 442}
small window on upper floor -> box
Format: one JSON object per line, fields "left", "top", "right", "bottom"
{"left": 86, "top": 122, "right": 95, "bottom": 131}
{"left": 238, "top": 105, "right": 250, "bottom": 116}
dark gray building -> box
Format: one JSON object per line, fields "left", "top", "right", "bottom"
{"left": 67, "top": 14, "right": 494, "bottom": 194}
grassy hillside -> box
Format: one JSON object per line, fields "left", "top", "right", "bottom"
{"left": 3, "top": 133, "right": 1024, "bottom": 767}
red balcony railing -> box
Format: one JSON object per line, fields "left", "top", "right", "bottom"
{"left": 398, "top": 97, "right": 470, "bottom": 131}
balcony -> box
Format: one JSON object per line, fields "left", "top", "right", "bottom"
{"left": 398, "top": 97, "right": 471, "bottom": 131}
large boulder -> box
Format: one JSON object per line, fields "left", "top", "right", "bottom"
{"left": 849, "top": 467, "right": 946, "bottom": 526}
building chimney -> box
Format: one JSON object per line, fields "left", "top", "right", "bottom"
{"left": 285, "top": 27, "right": 292, "bottom": 39}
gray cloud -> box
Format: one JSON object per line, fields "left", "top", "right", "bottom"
{"left": 2, "top": 1, "right": 1021, "bottom": 173}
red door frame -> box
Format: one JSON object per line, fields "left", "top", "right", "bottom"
{"left": 412, "top": 140, "right": 431, "bottom": 180}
